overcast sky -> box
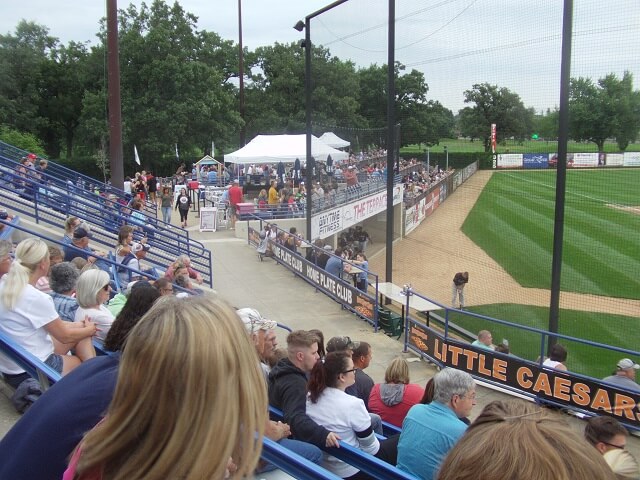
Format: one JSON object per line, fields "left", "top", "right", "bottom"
{"left": 1, "top": 0, "right": 638, "bottom": 114}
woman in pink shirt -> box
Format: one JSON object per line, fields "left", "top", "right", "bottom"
{"left": 368, "top": 357, "right": 424, "bottom": 428}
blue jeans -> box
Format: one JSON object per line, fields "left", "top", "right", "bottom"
{"left": 370, "top": 412, "right": 383, "bottom": 435}
{"left": 161, "top": 206, "right": 171, "bottom": 224}
{"left": 257, "top": 438, "right": 323, "bottom": 473}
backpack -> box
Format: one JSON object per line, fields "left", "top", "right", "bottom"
{"left": 117, "top": 252, "right": 137, "bottom": 273}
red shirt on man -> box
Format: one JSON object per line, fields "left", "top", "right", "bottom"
{"left": 228, "top": 184, "right": 244, "bottom": 206}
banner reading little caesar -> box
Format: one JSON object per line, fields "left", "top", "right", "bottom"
{"left": 311, "top": 185, "right": 404, "bottom": 240}
{"left": 408, "top": 321, "right": 640, "bottom": 429}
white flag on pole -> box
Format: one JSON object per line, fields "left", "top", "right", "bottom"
{"left": 175, "top": 143, "right": 180, "bottom": 163}
{"left": 211, "top": 141, "right": 215, "bottom": 157}
{"left": 134, "top": 145, "right": 141, "bottom": 166}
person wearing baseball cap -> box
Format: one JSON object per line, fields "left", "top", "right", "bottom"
{"left": 235, "top": 310, "right": 324, "bottom": 472}
{"left": 326, "top": 335, "right": 355, "bottom": 355}
{"left": 117, "top": 242, "right": 150, "bottom": 287}
{"left": 602, "top": 358, "right": 640, "bottom": 393}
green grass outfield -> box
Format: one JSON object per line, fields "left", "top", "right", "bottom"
{"left": 439, "top": 304, "right": 639, "bottom": 379}
{"left": 461, "top": 169, "right": 640, "bottom": 300}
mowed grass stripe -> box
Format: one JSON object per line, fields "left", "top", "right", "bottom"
{"left": 463, "top": 197, "right": 551, "bottom": 288}
{"left": 463, "top": 169, "right": 640, "bottom": 300}
{"left": 562, "top": 206, "right": 639, "bottom": 288}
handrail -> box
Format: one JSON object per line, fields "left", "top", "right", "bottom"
{"left": 261, "top": 437, "right": 340, "bottom": 480}
{"left": 0, "top": 169, "right": 213, "bottom": 287}
{"left": 268, "top": 406, "right": 414, "bottom": 480}
{"left": 0, "top": 143, "right": 157, "bottom": 217}
{"left": 0, "top": 330, "right": 62, "bottom": 391}
{"left": 0, "top": 219, "right": 193, "bottom": 295}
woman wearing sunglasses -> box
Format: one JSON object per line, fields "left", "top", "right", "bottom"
{"left": 75, "top": 269, "right": 114, "bottom": 341}
{"left": 306, "top": 351, "right": 397, "bottom": 479}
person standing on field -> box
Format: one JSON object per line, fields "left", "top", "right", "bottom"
{"left": 452, "top": 272, "right": 469, "bottom": 309}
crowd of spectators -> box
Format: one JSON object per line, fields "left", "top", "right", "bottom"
{"left": 1, "top": 248, "right": 639, "bottom": 480}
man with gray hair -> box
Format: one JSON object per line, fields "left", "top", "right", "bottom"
{"left": 49, "top": 262, "right": 80, "bottom": 322}
{"left": 397, "top": 368, "right": 476, "bottom": 480}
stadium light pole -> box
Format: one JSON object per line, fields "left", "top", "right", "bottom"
{"left": 293, "top": 18, "right": 312, "bottom": 240}
{"left": 444, "top": 145, "right": 448, "bottom": 171}
{"left": 548, "top": 0, "right": 574, "bottom": 352}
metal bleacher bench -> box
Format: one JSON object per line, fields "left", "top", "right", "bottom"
{"left": 268, "top": 406, "right": 414, "bottom": 480}
{"left": 0, "top": 330, "right": 62, "bottom": 391}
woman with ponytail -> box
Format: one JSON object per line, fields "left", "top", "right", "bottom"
{"left": 0, "top": 238, "right": 97, "bottom": 386}
{"left": 306, "top": 351, "right": 397, "bottom": 479}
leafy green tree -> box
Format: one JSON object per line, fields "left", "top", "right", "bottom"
{"left": 0, "top": 21, "right": 57, "bottom": 136}
{"left": 533, "top": 108, "right": 559, "bottom": 140}
{"left": 461, "top": 83, "right": 534, "bottom": 152}
{"left": 38, "top": 41, "right": 92, "bottom": 158}
{"left": 569, "top": 72, "right": 640, "bottom": 151}
{"left": 246, "top": 42, "right": 365, "bottom": 143}
{"left": 0, "top": 125, "right": 45, "bottom": 154}
{"left": 116, "top": 1, "right": 242, "bottom": 165}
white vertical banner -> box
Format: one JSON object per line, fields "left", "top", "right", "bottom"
{"left": 134, "top": 145, "right": 141, "bottom": 166}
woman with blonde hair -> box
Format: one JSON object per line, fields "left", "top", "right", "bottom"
{"left": 75, "top": 269, "right": 115, "bottom": 342}
{"left": 0, "top": 239, "right": 13, "bottom": 278}
{"left": 368, "top": 357, "right": 424, "bottom": 428}
{"left": 0, "top": 238, "right": 96, "bottom": 384}
{"left": 63, "top": 216, "right": 81, "bottom": 245}
{"left": 437, "top": 399, "right": 616, "bottom": 480}
{"left": 64, "top": 294, "right": 267, "bottom": 480}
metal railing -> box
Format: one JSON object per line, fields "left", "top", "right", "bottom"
{"left": 0, "top": 142, "right": 157, "bottom": 218}
{"left": 0, "top": 169, "right": 213, "bottom": 287}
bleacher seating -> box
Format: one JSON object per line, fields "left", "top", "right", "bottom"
{"left": 269, "top": 406, "right": 414, "bottom": 480}
{"left": 0, "top": 167, "right": 213, "bottom": 287}
{"left": 0, "top": 141, "right": 157, "bottom": 218}
{"left": 0, "top": 330, "right": 62, "bottom": 390}
{"left": 0, "top": 331, "right": 358, "bottom": 479}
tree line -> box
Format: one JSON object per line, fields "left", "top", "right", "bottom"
{"left": 1, "top": 0, "right": 638, "bottom": 176}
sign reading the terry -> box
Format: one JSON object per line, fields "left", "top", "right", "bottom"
{"left": 311, "top": 185, "right": 403, "bottom": 239}
{"left": 408, "top": 322, "right": 640, "bottom": 429}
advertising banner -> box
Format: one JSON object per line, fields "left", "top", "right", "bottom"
{"left": 407, "top": 321, "right": 640, "bottom": 429}
{"left": 404, "top": 203, "right": 420, "bottom": 235}
{"left": 497, "top": 154, "right": 523, "bottom": 169}
{"left": 604, "top": 153, "right": 624, "bottom": 166}
{"left": 311, "top": 185, "right": 403, "bottom": 239}
{"left": 624, "top": 152, "right": 640, "bottom": 167}
{"left": 523, "top": 153, "right": 548, "bottom": 169}
{"left": 572, "top": 153, "right": 599, "bottom": 168}
{"left": 249, "top": 227, "right": 377, "bottom": 324}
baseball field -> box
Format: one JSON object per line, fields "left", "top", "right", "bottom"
{"left": 370, "top": 168, "right": 640, "bottom": 379}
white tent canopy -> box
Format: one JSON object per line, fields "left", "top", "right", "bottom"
{"left": 319, "top": 132, "right": 350, "bottom": 149}
{"left": 224, "top": 134, "right": 349, "bottom": 165}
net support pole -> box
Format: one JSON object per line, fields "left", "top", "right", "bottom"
{"left": 385, "top": 0, "right": 396, "bottom": 284}
{"left": 548, "top": 0, "right": 574, "bottom": 351}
